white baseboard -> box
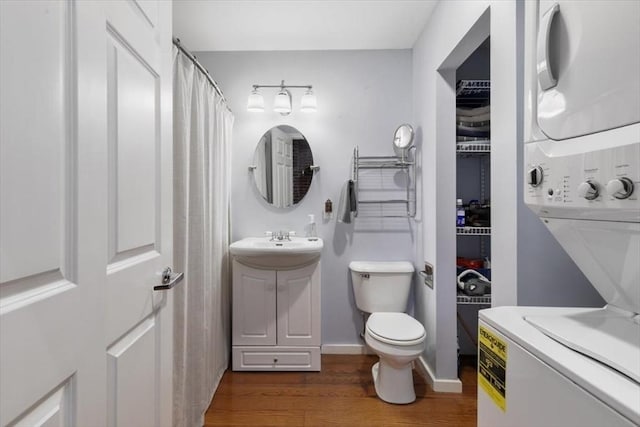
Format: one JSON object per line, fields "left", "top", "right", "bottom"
{"left": 415, "top": 355, "right": 463, "bottom": 393}
{"left": 321, "top": 344, "right": 373, "bottom": 355}
{"left": 322, "top": 346, "right": 462, "bottom": 393}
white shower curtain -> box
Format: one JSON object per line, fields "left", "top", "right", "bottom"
{"left": 172, "top": 48, "right": 234, "bottom": 427}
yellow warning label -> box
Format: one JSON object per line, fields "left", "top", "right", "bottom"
{"left": 478, "top": 325, "right": 507, "bottom": 412}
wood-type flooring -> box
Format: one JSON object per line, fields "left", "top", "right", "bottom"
{"left": 204, "top": 354, "right": 477, "bottom": 426}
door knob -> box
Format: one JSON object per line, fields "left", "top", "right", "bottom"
{"left": 154, "top": 267, "right": 185, "bottom": 291}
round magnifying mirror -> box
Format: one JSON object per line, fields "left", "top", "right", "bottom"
{"left": 392, "top": 124, "right": 414, "bottom": 159}
{"left": 252, "top": 125, "right": 315, "bottom": 208}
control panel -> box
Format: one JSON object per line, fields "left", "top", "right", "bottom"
{"left": 525, "top": 141, "right": 640, "bottom": 221}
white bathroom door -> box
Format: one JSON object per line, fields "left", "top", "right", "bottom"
{"left": 0, "top": 1, "right": 173, "bottom": 426}
{"left": 101, "top": 1, "right": 174, "bottom": 426}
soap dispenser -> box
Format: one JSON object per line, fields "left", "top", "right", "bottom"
{"left": 306, "top": 214, "right": 317, "bottom": 238}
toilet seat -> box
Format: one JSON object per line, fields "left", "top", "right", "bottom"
{"left": 366, "top": 313, "right": 426, "bottom": 346}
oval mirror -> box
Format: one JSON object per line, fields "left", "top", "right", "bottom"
{"left": 392, "top": 124, "right": 414, "bottom": 158}
{"left": 252, "top": 125, "right": 315, "bottom": 208}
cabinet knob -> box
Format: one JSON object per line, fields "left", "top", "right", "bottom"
{"left": 273, "top": 358, "right": 278, "bottom": 363}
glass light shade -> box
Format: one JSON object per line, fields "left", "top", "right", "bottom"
{"left": 273, "top": 89, "right": 292, "bottom": 114}
{"left": 247, "top": 89, "right": 264, "bottom": 112}
{"left": 300, "top": 89, "right": 317, "bottom": 113}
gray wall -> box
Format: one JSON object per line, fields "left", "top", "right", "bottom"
{"left": 413, "top": 1, "right": 497, "bottom": 385}
{"left": 196, "top": 50, "right": 416, "bottom": 348}
{"left": 457, "top": 38, "right": 490, "bottom": 80}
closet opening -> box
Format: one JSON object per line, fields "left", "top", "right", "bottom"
{"left": 454, "top": 37, "right": 491, "bottom": 367}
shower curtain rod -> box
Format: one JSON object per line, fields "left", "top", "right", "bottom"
{"left": 173, "top": 37, "right": 231, "bottom": 112}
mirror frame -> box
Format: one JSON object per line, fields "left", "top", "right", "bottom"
{"left": 392, "top": 124, "right": 414, "bottom": 159}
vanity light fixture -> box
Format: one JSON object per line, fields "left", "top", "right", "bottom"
{"left": 247, "top": 88, "right": 265, "bottom": 112}
{"left": 273, "top": 89, "right": 292, "bottom": 114}
{"left": 300, "top": 88, "right": 317, "bottom": 113}
{"left": 247, "top": 80, "right": 317, "bottom": 115}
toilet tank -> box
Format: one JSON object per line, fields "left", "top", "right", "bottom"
{"left": 349, "top": 261, "right": 415, "bottom": 313}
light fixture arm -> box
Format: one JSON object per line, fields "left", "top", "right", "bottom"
{"left": 252, "top": 80, "right": 313, "bottom": 91}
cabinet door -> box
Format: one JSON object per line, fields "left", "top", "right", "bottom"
{"left": 277, "top": 262, "right": 321, "bottom": 346}
{"left": 232, "top": 261, "right": 277, "bottom": 345}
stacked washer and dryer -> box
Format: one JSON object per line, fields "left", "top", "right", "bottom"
{"left": 478, "top": 1, "right": 640, "bottom": 426}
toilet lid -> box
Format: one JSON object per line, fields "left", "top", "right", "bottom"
{"left": 366, "top": 313, "right": 425, "bottom": 345}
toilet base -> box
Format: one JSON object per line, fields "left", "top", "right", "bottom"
{"left": 371, "top": 360, "right": 416, "bottom": 404}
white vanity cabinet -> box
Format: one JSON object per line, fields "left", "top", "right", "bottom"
{"left": 231, "top": 259, "right": 321, "bottom": 371}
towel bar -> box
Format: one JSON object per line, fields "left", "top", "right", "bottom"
{"left": 352, "top": 145, "right": 417, "bottom": 218}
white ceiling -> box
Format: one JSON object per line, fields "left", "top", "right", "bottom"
{"left": 172, "top": 0, "right": 438, "bottom": 52}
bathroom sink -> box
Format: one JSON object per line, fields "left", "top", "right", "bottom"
{"left": 230, "top": 237, "right": 323, "bottom": 269}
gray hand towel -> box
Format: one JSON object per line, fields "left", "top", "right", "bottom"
{"left": 338, "top": 179, "right": 357, "bottom": 223}
{"left": 349, "top": 180, "right": 357, "bottom": 213}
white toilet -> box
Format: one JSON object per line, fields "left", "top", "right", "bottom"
{"left": 349, "top": 261, "right": 426, "bottom": 404}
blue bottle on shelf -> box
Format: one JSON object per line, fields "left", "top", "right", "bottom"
{"left": 456, "top": 199, "right": 465, "bottom": 227}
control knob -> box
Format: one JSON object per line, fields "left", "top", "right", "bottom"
{"left": 527, "top": 166, "right": 544, "bottom": 187}
{"left": 606, "top": 177, "right": 634, "bottom": 199}
{"left": 577, "top": 181, "right": 599, "bottom": 200}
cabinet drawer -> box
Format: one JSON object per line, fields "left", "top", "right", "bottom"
{"left": 232, "top": 346, "right": 321, "bottom": 371}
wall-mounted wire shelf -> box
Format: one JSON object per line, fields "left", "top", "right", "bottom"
{"left": 352, "top": 146, "right": 417, "bottom": 218}
{"left": 456, "top": 79, "right": 490, "bottom": 97}
{"left": 456, "top": 293, "right": 491, "bottom": 305}
{"left": 456, "top": 142, "right": 491, "bottom": 154}
{"left": 457, "top": 226, "right": 491, "bottom": 235}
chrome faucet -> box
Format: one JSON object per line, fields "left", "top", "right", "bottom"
{"left": 271, "top": 231, "right": 291, "bottom": 241}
